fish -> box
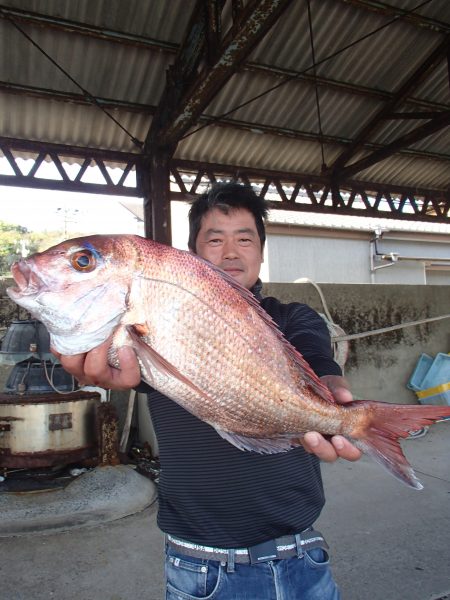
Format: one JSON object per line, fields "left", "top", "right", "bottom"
{"left": 7, "top": 233, "right": 450, "bottom": 490}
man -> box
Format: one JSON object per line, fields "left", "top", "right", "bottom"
{"left": 56, "top": 182, "right": 361, "bottom": 599}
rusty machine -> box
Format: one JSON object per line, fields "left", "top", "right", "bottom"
{"left": 0, "top": 319, "right": 119, "bottom": 487}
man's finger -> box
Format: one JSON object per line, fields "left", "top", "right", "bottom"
{"left": 320, "top": 374, "right": 353, "bottom": 404}
{"left": 303, "top": 432, "right": 362, "bottom": 462}
{"left": 58, "top": 352, "right": 89, "bottom": 382}
{"left": 83, "top": 339, "right": 112, "bottom": 382}
{"left": 303, "top": 432, "right": 338, "bottom": 462}
{"left": 331, "top": 435, "right": 362, "bottom": 461}
{"left": 109, "top": 346, "right": 141, "bottom": 388}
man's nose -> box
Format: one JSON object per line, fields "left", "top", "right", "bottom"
{"left": 222, "top": 238, "right": 239, "bottom": 258}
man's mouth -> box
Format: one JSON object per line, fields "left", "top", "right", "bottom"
{"left": 223, "top": 268, "right": 243, "bottom": 276}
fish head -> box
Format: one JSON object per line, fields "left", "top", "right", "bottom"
{"left": 7, "top": 234, "right": 139, "bottom": 354}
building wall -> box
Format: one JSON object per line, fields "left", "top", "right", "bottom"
{"left": 266, "top": 234, "right": 369, "bottom": 283}
{"left": 265, "top": 227, "right": 450, "bottom": 285}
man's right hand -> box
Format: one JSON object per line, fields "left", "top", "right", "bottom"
{"left": 52, "top": 337, "right": 141, "bottom": 390}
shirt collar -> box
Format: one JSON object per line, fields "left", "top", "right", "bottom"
{"left": 250, "top": 278, "right": 263, "bottom": 300}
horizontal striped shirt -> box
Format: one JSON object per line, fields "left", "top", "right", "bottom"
{"left": 145, "top": 285, "right": 341, "bottom": 548}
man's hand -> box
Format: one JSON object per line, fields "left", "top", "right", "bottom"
{"left": 52, "top": 338, "right": 141, "bottom": 390}
{"left": 302, "top": 374, "right": 362, "bottom": 463}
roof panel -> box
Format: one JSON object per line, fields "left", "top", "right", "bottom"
{"left": 0, "top": 94, "right": 151, "bottom": 151}
{"left": 205, "top": 70, "right": 383, "bottom": 140}
{"left": 0, "top": 0, "right": 449, "bottom": 206}
{"left": 0, "top": 20, "right": 171, "bottom": 104}
{"left": 0, "top": 0, "right": 195, "bottom": 42}
{"left": 176, "top": 126, "right": 343, "bottom": 175}
{"left": 249, "top": 0, "right": 449, "bottom": 90}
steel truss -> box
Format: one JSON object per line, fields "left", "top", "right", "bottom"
{"left": 0, "top": 138, "right": 140, "bottom": 196}
{"left": 170, "top": 160, "right": 449, "bottom": 223}
{"left": 0, "top": 139, "right": 448, "bottom": 226}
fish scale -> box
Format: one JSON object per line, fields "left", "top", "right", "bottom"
{"left": 7, "top": 233, "right": 450, "bottom": 489}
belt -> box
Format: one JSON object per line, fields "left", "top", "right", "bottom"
{"left": 166, "top": 529, "right": 328, "bottom": 565}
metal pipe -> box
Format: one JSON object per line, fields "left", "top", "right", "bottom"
{"left": 379, "top": 254, "right": 450, "bottom": 263}
{"left": 370, "top": 231, "right": 450, "bottom": 278}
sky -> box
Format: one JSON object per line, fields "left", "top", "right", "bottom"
{"left": 0, "top": 156, "right": 197, "bottom": 253}
{"left": 0, "top": 185, "right": 146, "bottom": 235}
{"left": 0, "top": 156, "right": 146, "bottom": 236}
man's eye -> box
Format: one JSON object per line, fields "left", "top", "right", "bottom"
{"left": 208, "top": 239, "right": 222, "bottom": 245}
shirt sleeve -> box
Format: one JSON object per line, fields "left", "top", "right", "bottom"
{"left": 279, "top": 302, "right": 342, "bottom": 378}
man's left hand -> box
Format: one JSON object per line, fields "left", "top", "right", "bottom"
{"left": 302, "top": 375, "right": 362, "bottom": 463}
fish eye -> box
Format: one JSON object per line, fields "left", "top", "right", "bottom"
{"left": 70, "top": 249, "right": 97, "bottom": 272}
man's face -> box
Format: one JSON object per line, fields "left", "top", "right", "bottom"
{"left": 194, "top": 207, "right": 264, "bottom": 290}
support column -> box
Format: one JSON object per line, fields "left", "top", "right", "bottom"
{"left": 139, "top": 150, "right": 173, "bottom": 245}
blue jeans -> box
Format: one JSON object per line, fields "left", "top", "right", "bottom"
{"left": 165, "top": 546, "right": 341, "bottom": 600}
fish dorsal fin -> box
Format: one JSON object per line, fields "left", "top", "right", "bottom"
{"left": 199, "top": 258, "right": 336, "bottom": 404}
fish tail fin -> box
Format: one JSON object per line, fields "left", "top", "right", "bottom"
{"left": 349, "top": 402, "right": 450, "bottom": 490}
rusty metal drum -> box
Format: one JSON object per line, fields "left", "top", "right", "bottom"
{"left": 0, "top": 391, "right": 101, "bottom": 468}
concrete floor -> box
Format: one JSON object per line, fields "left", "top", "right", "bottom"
{"left": 1, "top": 422, "right": 449, "bottom": 600}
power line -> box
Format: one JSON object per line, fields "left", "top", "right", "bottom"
{"left": 0, "top": 7, "right": 144, "bottom": 149}
{"left": 180, "top": 0, "right": 434, "bottom": 141}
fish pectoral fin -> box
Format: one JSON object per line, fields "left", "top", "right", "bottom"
{"left": 216, "top": 429, "right": 303, "bottom": 454}
{"left": 126, "top": 324, "right": 211, "bottom": 400}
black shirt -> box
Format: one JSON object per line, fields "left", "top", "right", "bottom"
{"left": 146, "top": 284, "right": 341, "bottom": 548}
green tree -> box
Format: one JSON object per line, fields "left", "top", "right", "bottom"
{"left": 1, "top": 221, "right": 27, "bottom": 275}
{"left": 0, "top": 221, "right": 44, "bottom": 275}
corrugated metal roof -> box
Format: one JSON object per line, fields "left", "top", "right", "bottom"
{"left": 0, "top": 22, "right": 171, "bottom": 104}
{"left": 0, "top": 0, "right": 449, "bottom": 208}
{"left": 4, "top": 0, "right": 194, "bottom": 42}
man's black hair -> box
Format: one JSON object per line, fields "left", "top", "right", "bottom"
{"left": 188, "top": 182, "right": 269, "bottom": 252}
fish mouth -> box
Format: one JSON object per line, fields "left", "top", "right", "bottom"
{"left": 8, "top": 260, "right": 45, "bottom": 298}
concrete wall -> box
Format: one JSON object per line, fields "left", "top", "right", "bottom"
{"left": 1, "top": 279, "right": 449, "bottom": 406}
{"left": 263, "top": 282, "right": 450, "bottom": 404}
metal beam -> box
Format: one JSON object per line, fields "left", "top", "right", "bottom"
{"left": 145, "top": 0, "right": 294, "bottom": 149}
{"left": 170, "top": 159, "right": 450, "bottom": 222}
{"left": 3, "top": 81, "right": 450, "bottom": 166}
{"left": 339, "top": 0, "right": 450, "bottom": 34}
{"left": 338, "top": 110, "right": 450, "bottom": 179}
{"left": 0, "top": 136, "right": 140, "bottom": 163}
{"left": 197, "top": 113, "right": 450, "bottom": 164}
{"left": 144, "top": 0, "right": 213, "bottom": 154}
{"left": 0, "top": 173, "right": 139, "bottom": 196}
{"left": 0, "top": 4, "right": 178, "bottom": 52}
{"left": 0, "top": 81, "right": 156, "bottom": 114}
{"left": 4, "top": 1, "right": 447, "bottom": 46}
{"left": 329, "top": 36, "right": 450, "bottom": 175}
{"left": 3, "top": 4, "right": 449, "bottom": 122}
{"left": 138, "top": 151, "right": 173, "bottom": 244}
{"left": 0, "top": 137, "right": 448, "bottom": 222}
{"left": 0, "top": 136, "right": 142, "bottom": 196}
{"left": 245, "top": 62, "right": 450, "bottom": 111}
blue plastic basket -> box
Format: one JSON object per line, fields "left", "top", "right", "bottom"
{"left": 407, "top": 353, "right": 434, "bottom": 391}
{"left": 421, "top": 353, "right": 450, "bottom": 390}
{"left": 416, "top": 383, "right": 450, "bottom": 407}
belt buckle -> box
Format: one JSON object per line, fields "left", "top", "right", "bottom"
{"left": 248, "top": 539, "right": 279, "bottom": 564}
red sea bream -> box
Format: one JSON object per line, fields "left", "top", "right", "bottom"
{"left": 7, "top": 234, "right": 450, "bottom": 489}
